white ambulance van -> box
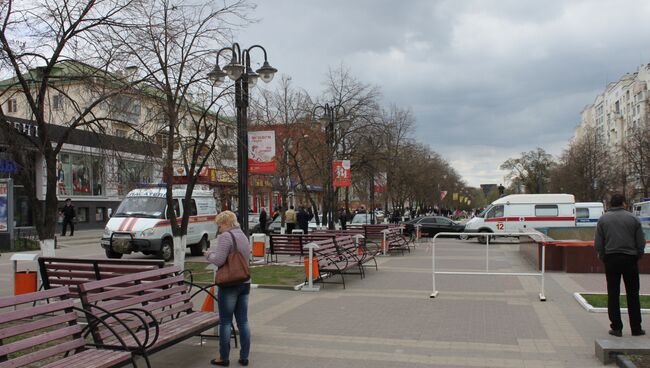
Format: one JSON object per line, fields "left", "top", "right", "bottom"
{"left": 101, "top": 186, "right": 218, "bottom": 261}
{"left": 575, "top": 202, "right": 604, "bottom": 227}
{"left": 464, "top": 194, "right": 576, "bottom": 242}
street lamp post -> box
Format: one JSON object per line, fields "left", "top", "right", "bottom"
{"left": 208, "top": 43, "right": 277, "bottom": 235}
{"left": 312, "top": 103, "right": 346, "bottom": 230}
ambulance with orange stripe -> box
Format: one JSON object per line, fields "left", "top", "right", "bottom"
{"left": 464, "top": 194, "right": 576, "bottom": 243}
{"left": 101, "top": 186, "right": 217, "bottom": 261}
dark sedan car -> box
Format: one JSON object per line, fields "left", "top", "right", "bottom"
{"left": 402, "top": 216, "right": 466, "bottom": 238}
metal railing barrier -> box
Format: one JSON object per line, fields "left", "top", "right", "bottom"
{"left": 430, "top": 232, "right": 547, "bottom": 301}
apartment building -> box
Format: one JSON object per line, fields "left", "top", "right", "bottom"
{"left": 575, "top": 63, "right": 650, "bottom": 146}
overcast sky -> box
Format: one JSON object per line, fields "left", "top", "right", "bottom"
{"left": 238, "top": 0, "right": 650, "bottom": 187}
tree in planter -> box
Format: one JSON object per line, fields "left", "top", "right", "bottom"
{"left": 0, "top": 0, "right": 145, "bottom": 255}
{"left": 116, "top": 0, "right": 253, "bottom": 267}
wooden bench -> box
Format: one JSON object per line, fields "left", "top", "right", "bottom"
{"left": 334, "top": 236, "right": 378, "bottom": 276}
{"left": 384, "top": 227, "right": 410, "bottom": 255}
{"left": 313, "top": 229, "right": 381, "bottom": 256}
{"left": 78, "top": 266, "right": 220, "bottom": 367}
{"left": 0, "top": 287, "right": 135, "bottom": 368}
{"left": 268, "top": 234, "right": 335, "bottom": 262}
{"left": 311, "top": 237, "right": 363, "bottom": 289}
{"left": 39, "top": 257, "right": 165, "bottom": 298}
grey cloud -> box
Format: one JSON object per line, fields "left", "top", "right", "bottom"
{"left": 239, "top": 0, "right": 650, "bottom": 186}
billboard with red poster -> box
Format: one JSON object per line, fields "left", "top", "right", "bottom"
{"left": 332, "top": 160, "right": 351, "bottom": 187}
{"left": 248, "top": 131, "right": 277, "bottom": 174}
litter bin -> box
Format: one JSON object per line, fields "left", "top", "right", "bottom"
{"left": 251, "top": 233, "right": 266, "bottom": 258}
{"left": 10, "top": 253, "right": 40, "bottom": 295}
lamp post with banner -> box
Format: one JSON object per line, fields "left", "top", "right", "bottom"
{"left": 208, "top": 43, "right": 277, "bottom": 235}
{"left": 312, "top": 104, "right": 346, "bottom": 230}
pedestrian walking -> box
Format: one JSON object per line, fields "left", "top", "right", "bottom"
{"left": 285, "top": 205, "right": 297, "bottom": 233}
{"left": 59, "top": 198, "right": 76, "bottom": 236}
{"left": 258, "top": 208, "right": 268, "bottom": 234}
{"left": 205, "top": 211, "right": 251, "bottom": 366}
{"left": 339, "top": 208, "right": 348, "bottom": 230}
{"left": 595, "top": 193, "right": 646, "bottom": 337}
{"left": 297, "top": 206, "right": 309, "bottom": 234}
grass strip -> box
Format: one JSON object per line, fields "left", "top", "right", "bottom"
{"left": 183, "top": 261, "right": 305, "bottom": 286}
{"left": 581, "top": 293, "right": 650, "bottom": 309}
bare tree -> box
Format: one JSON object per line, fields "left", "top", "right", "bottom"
{"left": 0, "top": 0, "right": 146, "bottom": 255}
{"left": 500, "top": 148, "right": 555, "bottom": 194}
{"left": 549, "top": 126, "right": 614, "bottom": 201}
{"left": 623, "top": 122, "right": 650, "bottom": 198}
{"left": 114, "top": 0, "right": 254, "bottom": 266}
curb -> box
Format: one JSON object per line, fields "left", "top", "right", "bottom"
{"left": 573, "top": 292, "right": 650, "bottom": 314}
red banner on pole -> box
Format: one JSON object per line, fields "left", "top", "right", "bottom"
{"left": 374, "top": 172, "right": 386, "bottom": 193}
{"left": 440, "top": 191, "right": 448, "bottom": 201}
{"left": 248, "top": 131, "right": 277, "bottom": 174}
{"left": 332, "top": 160, "right": 351, "bottom": 187}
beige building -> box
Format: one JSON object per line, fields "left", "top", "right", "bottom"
{"left": 0, "top": 60, "right": 236, "bottom": 229}
{"left": 575, "top": 63, "right": 650, "bottom": 146}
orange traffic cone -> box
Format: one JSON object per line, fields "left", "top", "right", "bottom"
{"left": 201, "top": 287, "right": 216, "bottom": 312}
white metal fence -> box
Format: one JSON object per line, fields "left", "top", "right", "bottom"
{"left": 430, "top": 232, "right": 547, "bottom": 301}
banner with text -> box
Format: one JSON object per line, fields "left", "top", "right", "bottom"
{"left": 0, "top": 183, "right": 7, "bottom": 232}
{"left": 248, "top": 131, "right": 277, "bottom": 174}
{"left": 332, "top": 160, "right": 351, "bottom": 187}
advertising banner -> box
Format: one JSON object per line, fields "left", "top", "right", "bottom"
{"left": 332, "top": 160, "right": 351, "bottom": 187}
{"left": 0, "top": 182, "right": 7, "bottom": 232}
{"left": 439, "top": 191, "right": 448, "bottom": 201}
{"left": 374, "top": 172, "right": 387, "bottom": 193}
{"left": 248, "top": 131, "right": 277, "bottom": 174}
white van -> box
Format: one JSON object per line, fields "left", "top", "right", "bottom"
{"left": 575, "top": 202, "right": 604, "bottom": 227}
{"left": 101, "top": 186, "right": 218, "bottom": 261}
{"left": 464, "top": 194, "right": 576, "bottom": 242}
{"left": 633, "top": 200, "right": 650, "bottom": 227}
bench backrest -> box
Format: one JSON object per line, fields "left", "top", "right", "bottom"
{"left": 269, "top": 234, "right": 336, "bottom": 255}
{"left": 313, "top": 229, "right": 364, "bottom": 237}
{"left": 364, "top": 224, "right": 392, "bottom": 238}
{"left": 0, "top": 287, "right": 85, "bottom": 368}
{"left": 78, "top": 266, "right": 190, "bottom": 344}
{"left": 39, "top": 257, "right": 166, "bottom": 298}
{"left": 312, "top": 238, "right": 338, "bottom": 258}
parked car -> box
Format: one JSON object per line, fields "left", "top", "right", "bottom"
{"left": 248, "top": 213, "right": 261, "bottom": 235}
{"left": 351, "top": 213, "right": 377, "bottom": 225}
{"left": 402, "top": 216, "right": 466, "bottom": 238}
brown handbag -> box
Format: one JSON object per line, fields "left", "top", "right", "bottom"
{"left": 215, "top": 231, "right": 250, "bottom": 287}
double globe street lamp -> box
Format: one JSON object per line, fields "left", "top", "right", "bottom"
{"left": 208, "top": 43, "right": 277, "bottom": 234}
{"left": 312, "top": 103, "right": 346, "bottom": 230}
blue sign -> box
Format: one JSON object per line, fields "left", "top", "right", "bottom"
{"left": 0, "top": 160, "right": 18, "bottom": 174}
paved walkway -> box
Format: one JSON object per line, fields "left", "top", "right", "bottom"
{"left": 146, "top": 238, "right": 650, "bottom": 367}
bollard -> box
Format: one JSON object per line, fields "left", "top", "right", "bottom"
{"left": 302, "top": 242, "right": 320, "bottom": 292}
{"left": 354, "top": 234, "right": 365, "bottom": 256}
{"left": 381, "top": 229, "right": 389, "bottom": 256}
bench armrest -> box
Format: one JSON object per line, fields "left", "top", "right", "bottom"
{"left": 73, "top": 306, "right": 145, "bottom": 351}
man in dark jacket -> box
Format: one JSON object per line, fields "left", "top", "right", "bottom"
{"left": 297, "top": 206, "right": 310, "bottom": 234}
{"left": 59, "top": 198, "right": 76, "bottom": 236}
{"left": 259, "top": 208, "right": 268, "bottom": 234}
{"left": 339, "top": 208, "right": 348, "bottom": 230}
{"left": 595, "top": 193, "right": 646, "bottom": 337}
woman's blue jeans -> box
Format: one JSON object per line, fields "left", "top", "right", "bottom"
{"left": 217, "top": 283, "right": 250, "bottom": 361}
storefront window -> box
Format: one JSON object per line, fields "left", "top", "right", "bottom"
{"left": 77, "top": 207, "right": 88, "bottom": 222}
{"left": 57, "top": 153, "right": 104, "bottom": 196}
{"left": 117, "top": 159, "right": 153, "bottom": 196}
{"left": 96, "top": 207, "right": 105, "bottom": 222}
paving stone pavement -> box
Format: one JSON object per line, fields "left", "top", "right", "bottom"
{"left": 147, "top": 238, "right": 650, "bottom": 367}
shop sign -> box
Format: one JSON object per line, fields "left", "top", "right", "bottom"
{"left": 5, "top": 120, "right": 39, "bottom": 138}
{"left": 0, "top": 159, "right": 18, "bottom": 174}
{"left": 332, "top": 160, "right": 351, "bottom": 188}
{"left": 248, "top": 131, "right": 277, "bottom": 174}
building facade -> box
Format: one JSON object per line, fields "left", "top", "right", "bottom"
{"left": 575, "top": 63, "right": 650, "bottom": 146}
{"left": 0, "top": 61, "right": 237, "bottom": 232}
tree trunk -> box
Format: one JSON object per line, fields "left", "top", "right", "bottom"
{"left": 173, "top": 235, "right": 186, "bottom": 269}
